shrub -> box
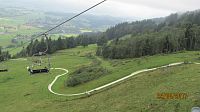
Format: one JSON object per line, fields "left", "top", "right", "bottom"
{"left": 66, "top": 65, "right": 109, "bottom": 87}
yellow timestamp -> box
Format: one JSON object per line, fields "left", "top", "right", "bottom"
{"left": 157, "top": 93, "right": 188, "bottom": 100}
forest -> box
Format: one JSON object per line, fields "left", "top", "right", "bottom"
{"left": 97, "top": 10, "right": 200, "bottom": 59}
{"left": 97, "top": 24, "right": 200, "bottom": 59}
{"left": 13, "top": 10, "right": 200, "bottom": 59}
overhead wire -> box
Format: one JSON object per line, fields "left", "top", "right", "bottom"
{"left": 0, "top": 0, "right": 107, "bottom": 57}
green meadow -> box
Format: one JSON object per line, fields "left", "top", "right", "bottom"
{"left": 1, "top": 44, "right": 200, "bottom": 111}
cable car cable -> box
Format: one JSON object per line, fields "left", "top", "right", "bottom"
{"left": 0, "top": 0, "right": 107, "bottom": 57}
{"left": 0, "top": 0, "right": 107, "bottom": 73}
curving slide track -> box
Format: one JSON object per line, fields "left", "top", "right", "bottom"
{"left": 48, "top": 62, "right": 200, "bottom": 97}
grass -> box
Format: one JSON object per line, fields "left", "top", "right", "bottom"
{"left": 66, "top": 58, "right": 109, "bottom": 87}
{"left": 0, "top": 18, "right": 24, "bottom": 26}
{"left": 0, "top": 15, "right": 43, "bottom": 49}
{"left": 1, "top": 45, "right": 200, "bottom": 111}
{"left": 0, "top": 46, "right": 94, "bottom": 112}
{"left": 50, "top": 34, "right": 78, "bottom": 40}
{"left": 49, "top": 64, "right": 200, "bottom": 112}
{"left": 0, "top": 27, "right": 43, "bottom": 55}
{"left": 52, "top": 50, "right": 200, "bottom": 95}
{"left": 80, "top": 29, "right": 93, "bottom": 33}
{"left": 0, "top": 34, "right": 14, "bottom": 47}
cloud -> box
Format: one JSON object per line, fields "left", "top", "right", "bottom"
{"left": 0, "top": 0, "right": 199, "bottom": 19}
{"left": 40, "top": 0, "right": 173, "bottom": 18}
{"left": 40, "top": 0, "right": 200, "bottom": 19}
{"left": 111, "top": 0, "right": 200, "bottom": 12}
{"left": 100, "top": 0, "right": 173, "bottom": 19}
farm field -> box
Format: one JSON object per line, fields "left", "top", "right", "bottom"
{"left": 0, "top": 16, "right": 43, "bottom": 48}
{"left": 1, "top": 45, "right": 200, "bottom": 111}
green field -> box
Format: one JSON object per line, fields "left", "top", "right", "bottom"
{"left": 0, "top": 10, "right": 49, "bottom": 49}
{"left": 1, "top": 44, "right": 200, "bottom": 111}
{"left": 0, "top": 16, "right": 43, "bottom": 49}
{"left": 80, "top": 29, "right": 93, "bottom": 33}
{"left": 0, "top": 34, "right": 14, "bottom": 47}
{"left": 50, "top": 34, "right": 78, "bottom": 40}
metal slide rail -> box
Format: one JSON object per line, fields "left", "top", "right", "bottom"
{"left": 48, "top": 62, "right": 200, "bottom": 97}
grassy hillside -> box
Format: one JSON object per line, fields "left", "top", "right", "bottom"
{"left": 1, "top": 45, "right": 200, "bottom": 111}
{"left": 51, "top": 64, "right": 200, "bottom": 112}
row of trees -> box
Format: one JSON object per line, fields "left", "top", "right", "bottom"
{"left": 95, "top": 10, "right": 200, "bottom": 59}
{"left": 105, "top": 20, "right": 157, "bottom": 40}
{"left": 97, "top": 24, "right": 200, "bottom": 59}
{"left": 104, "top": 10, "right": 200, "bottom": 41}
{"left": 14, "top": 33, "right": 106, "bottom": 57}
{"left": 15, "top": 10, "right": 200, "bottom": 59}
{"left": 0, "top": 47, "right": 11, "bottom": 62}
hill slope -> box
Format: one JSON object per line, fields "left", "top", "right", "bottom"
{"left": 97, "top": 9, "right": 200, "bottom": 59}
{"left": 47, "top": 64, "right": 200, "bottom": 112}
{"left": 1, "top": 45, "right": 200, "bottom": 111}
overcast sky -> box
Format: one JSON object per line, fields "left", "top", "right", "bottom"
{"left": 1, "top": 0, "right": 200, "bottom": 19}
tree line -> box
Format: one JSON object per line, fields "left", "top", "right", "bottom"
{"left": 95, "top": 10, "right": 200, "bottom": 59}
{"left": 14, "top": 32, "right": 106, "bottom": 57}
{"left": 15, "top": 9, "right": 200, "bottom": 59}
{"left": 0, "top": 47, "right": 11, "bottom": 62}
{"left": 104, "top": 10, "right": 200, "bottom": 41}
{"left": 97, "top": 23, "right": 200, "bottom": 59}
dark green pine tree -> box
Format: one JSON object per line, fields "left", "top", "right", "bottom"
{"left": 97, "top": 35, "right": 108, "bottom": 46}
{"left": 81, "top": 36, "right": 89, "bottom": 47}
{"left": 57, "top": 36, "right": 66, "bottom": 50}
{"left": 185, "top": 23, "right": 195, "bottom": 50}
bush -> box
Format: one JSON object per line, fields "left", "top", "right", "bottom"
{"left": 66, "top": 65, "right": 109, "bottom": 87}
